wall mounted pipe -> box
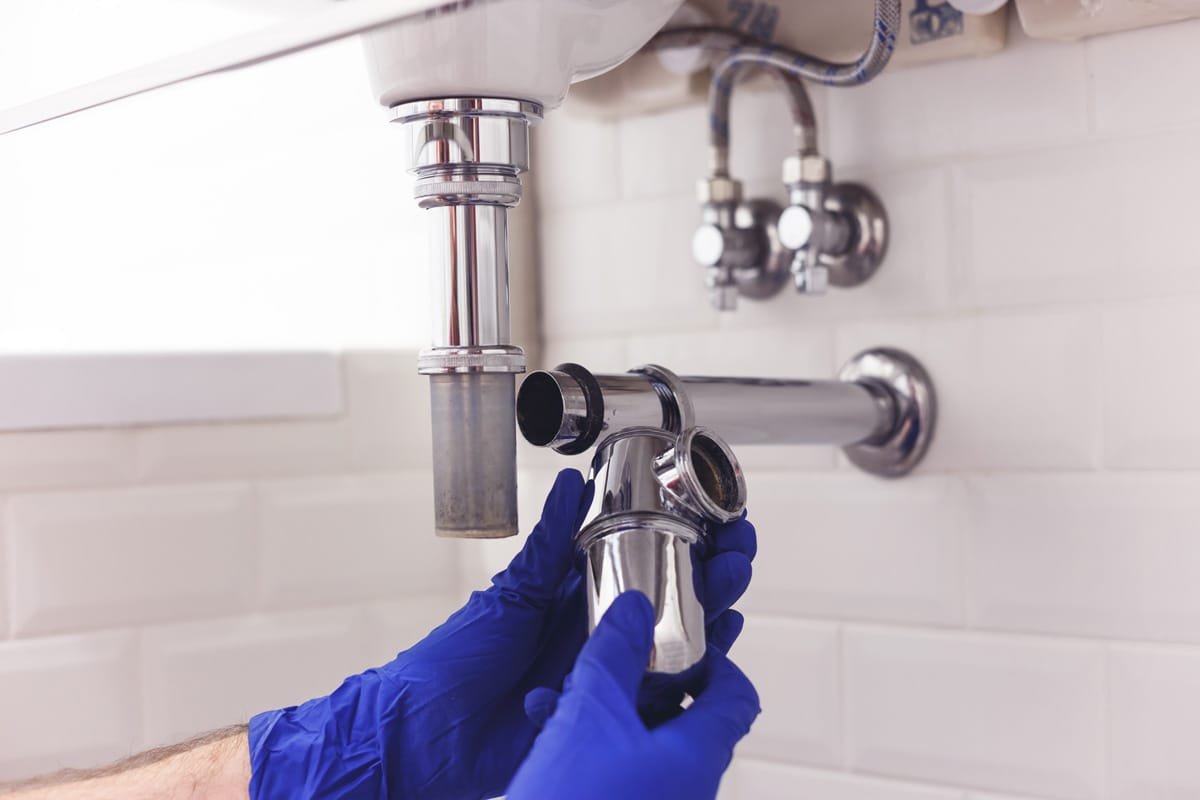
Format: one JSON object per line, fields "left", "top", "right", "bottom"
{"left": 517, "top": 348, "right": 937, "bottom": 478}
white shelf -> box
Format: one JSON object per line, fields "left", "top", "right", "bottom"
{"left": 0, "top": 352, "right": 342, "bottom": 431}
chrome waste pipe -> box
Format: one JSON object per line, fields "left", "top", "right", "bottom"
{"left": 580, "top": 427, "right": 747, "bottom": 675}
{"left": 394, "top": 98, "right": 541, "bottom": 538}
{"left": 517, "top": 348, "right": 937, "bottom": 478}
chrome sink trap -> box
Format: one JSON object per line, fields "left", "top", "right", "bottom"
{"left": 578, "top": 427, "right": 746, "bottom": 675}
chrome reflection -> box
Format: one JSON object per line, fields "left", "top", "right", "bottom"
{"left": 578, "top": 427, "right": 746, "bottom": 675}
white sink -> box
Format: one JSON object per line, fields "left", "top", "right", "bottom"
{"left": 0, "top": 0, "right": 681, "bottom": 134}
{"left": 361, "top": 0, "right": 682, "bottom": 109}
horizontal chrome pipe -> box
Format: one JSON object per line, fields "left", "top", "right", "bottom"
{"left": 518, "top": 364, "right": 895, "bottom": 452}
{"left": 518, "top": 350, "right": 937, "bottom": 479}
{"left": 686, "top": 377, "right": 892, "bottom": 446}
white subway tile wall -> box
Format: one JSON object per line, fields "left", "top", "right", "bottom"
{"left": 734, "top": 618, "right": 842, "bottom": 767}
{"left": 139, "top": 607, "right": 367, "bottom": 747}
{"left": 8, "top": 482, "right": 259, "bottom": 636}
{"left": 844, "top": 628, "right": 1106, "bottom": 799}
{"left": 0, "top": 350, "right": 463, "bottom": 782}
{"left": 0, "top": 632, "right": 140, "bottom": 779}
{"left": 1108, "top": 645, "right": 1200, "bottom": 799}
{"left": 533, "top": 14, "right": 1200, "bottom": 800}
{"left": 722, "top": 760, "right": 963, "bottom": 800}
{"left": 256, "top": 472, "right": 458, "bottom": 609}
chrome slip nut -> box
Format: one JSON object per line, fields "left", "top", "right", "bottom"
{"left": 782, "top": 154, "right": 832, "bottom": 186}
{"left": 696, "top": 176, "right": 743, "bottom": 205}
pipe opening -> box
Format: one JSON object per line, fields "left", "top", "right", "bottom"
{"left": 689, "top": 432, "right": 743, "bottom": 515}
{"left": 517, "top": 372, "right": 566, "bottom": 447}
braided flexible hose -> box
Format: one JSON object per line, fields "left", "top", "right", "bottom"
{"left": 653, "top": 0, "right": 901, "bottom": 169}
{"left": 650, "top": 25, "right": 819, "bottom": 171}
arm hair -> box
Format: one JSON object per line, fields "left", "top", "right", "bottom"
{"left": 0, "top": 725, "right": 250, "bottom": 800}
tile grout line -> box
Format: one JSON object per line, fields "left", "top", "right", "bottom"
{"left": 956, "top": 474, "right": 971, "bottom": 632}
{"left": 1102, "top": 642, "right": 1114, "bottom": 800}
{"left": 836, "top": 623, "right": 851, "bottom": 771}
{"left": 0, "top": 494, "right": 9, "bottom": 640}
{"left": 746, "top": 611, "right": 1200, "bottom": 655}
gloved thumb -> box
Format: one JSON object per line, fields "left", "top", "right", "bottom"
{"left": 664, "top": 649, "right": 760, "bottom": 756}
{"left": 568, "top": 591, "right": 655, "bottom": 703}
{"left": 523, "top": 686, "right": 561, "bottom": 729}
{"left": 492, "top": 469, "right": 588, "bottom": 605}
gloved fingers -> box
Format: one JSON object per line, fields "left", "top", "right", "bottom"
{"left": 639, "top": 611, "right": 744, "bottom": 728}
{"left": 491, "top": 469, "right": 586, "bottom": 606}
{"left": 663, "top": 649, "right": 760, "bottom": 752}
{"left": 707, "top": 609, "right": 745, "bottom": 655}
{"left": 522, "top": 577, "right": 589, "bottom": 688}
{"left": 570, "top": 591, "right": 656, "bottom": 705}
{"left": 637, "top": 675, "right": 687, "bottom": 728}
{"left": 710, "top": 515, "right": 757, "bottom": 561}
{"left": 524, "top": 687, "right": 561, "bottom": 729}
{"left": 703, "top": 552, "right": 753, "bottom": 624}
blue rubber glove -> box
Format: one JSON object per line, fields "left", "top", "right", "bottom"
{"left": 248, "top": 469, "right": 757, "bottom": 800}
{"left": 507, "top": 591, "right": 761, "bottom": 800}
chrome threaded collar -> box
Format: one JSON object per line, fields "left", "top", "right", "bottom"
{"left": 418, "top": 345, "right": 527, "bottom": 376}
{"left": 392, "top": 97, "right": 542, "bottom": 209}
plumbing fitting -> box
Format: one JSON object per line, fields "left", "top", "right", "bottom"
{"left": 392, "top": 97, "right": 541, "bottom": 538}
{"left": 579, "top": 426, "right": 746, "bottom": 674}
{"left": 692, "top": 177, "right": 792, "bottom": 311}
{"left": 779, "top": 154, "right": 889, "bottom": 293}
{"left": 517, "top": 348, "right": 937, "bottom": 478}
{"left": 673, "top": 0, "right": 899, "bottom": 309}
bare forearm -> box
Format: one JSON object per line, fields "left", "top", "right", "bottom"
{"left": 0, "top": 726, "right": 250, "bottom": 800}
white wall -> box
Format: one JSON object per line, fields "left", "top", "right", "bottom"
{"left": 533, "top": 15, "right": 1200, "bottom": 800}
{"left": 0, "top": 34, "right": 433, "bottom": 353}
{"left": 0, "top": 351, "right": 462, "bottom": 781}
{"left": 0, "top": 25, "right": 542, "bottom": 356}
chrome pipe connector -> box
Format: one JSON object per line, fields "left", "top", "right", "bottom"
{"left": 393, "top": 98, "right": 540, "bottom": 211}
{"left": 393, "top": 98, "right": 542, "bottom": 538}
{"left": 580, "top": 427, "right": 746, "bottom": 675}
{"left": 779, "top": 155, "right": 888, "bottom": 293}
{"left": 517, "top": 348, "right": 937, "bottom": 479}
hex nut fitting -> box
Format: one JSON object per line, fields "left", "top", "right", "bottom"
{"left": 697, "top": 176, "right": 744, "bottom": 205}
{"left": 782, "top": 155, "right": 832, "bottom": 186}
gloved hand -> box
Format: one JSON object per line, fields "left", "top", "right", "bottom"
{"left": 507, "top": 591, "right": 761, "bottom": 800}
{"left": 248, "top": 469, "right": 757, "bottom": 800}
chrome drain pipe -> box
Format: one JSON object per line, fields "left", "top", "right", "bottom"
{"left": 393, "top": 98, "right": 541, "bottom": 538}
{"left": 579, "top": 427, "right": 747, "bottom": 675}
{"left": 517, "top": 348, "right": 937, "bottom": 478}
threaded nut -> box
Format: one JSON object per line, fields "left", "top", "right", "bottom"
{"left": 782, "top": 155, "right": 832, "bottom": 186}
{"left": 697, "top": 176, "right": 743, "bottom": 205}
